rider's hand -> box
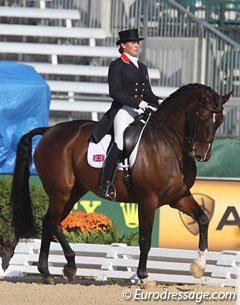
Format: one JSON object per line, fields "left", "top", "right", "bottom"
{"left": 139, "top": 101, "right": 148, "bottom": 110}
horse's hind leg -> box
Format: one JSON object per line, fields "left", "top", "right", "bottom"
{"left": 171, "top": 192, "right": 209, "bottom": 278}
{"left": 39, "top": 206, "right": 76, "bottom": 284}
{"left": 59, "top": 186, "right": 88, "bottom": 281}
{"left": 38, "top": 209, "right": 55, "bottom": 284}
{"left": 38, "top": 185, "right": 87, "bottom": 284}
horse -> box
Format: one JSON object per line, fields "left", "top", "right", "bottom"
{"left": 11, "top": 83, "right": 232, "bottom": 287}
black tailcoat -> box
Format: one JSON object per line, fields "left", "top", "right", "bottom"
{"left": 92, "top": 53, "right": 159, "bottom": 143}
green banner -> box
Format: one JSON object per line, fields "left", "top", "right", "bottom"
{"left": 197, "top": 137, "right": 240, "bottom": 178}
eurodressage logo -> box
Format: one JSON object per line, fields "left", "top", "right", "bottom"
{"left": 179, "top": 193, "right": 215, "bottom": 235}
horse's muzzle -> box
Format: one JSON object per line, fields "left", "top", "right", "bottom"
{"left": 195, "top": 155, "right": 208, "bottom": 162}
{"left": 194, "top": 142, "right": 212, "bottom": 162}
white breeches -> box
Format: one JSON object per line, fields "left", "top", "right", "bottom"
{"left": 113, "top": 105, "right": 142, "bottom": 150}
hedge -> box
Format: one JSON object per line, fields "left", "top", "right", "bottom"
{"left": 0, "top": 176, "right": 49, "bottom": 252}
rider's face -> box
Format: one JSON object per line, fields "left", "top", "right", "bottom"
{"left": 121, "top": 41, "right": 140, "bottom": 57}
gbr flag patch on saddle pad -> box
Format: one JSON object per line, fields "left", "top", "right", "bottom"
{"left": 92, "top": 154, "right": 105, "bottom": 162}
{"left": 87, "top": 133, "right": 144, "bottom": 169}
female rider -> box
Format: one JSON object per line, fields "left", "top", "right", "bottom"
{"left": 92, "top": 28, "right": 161, "bottom": 200}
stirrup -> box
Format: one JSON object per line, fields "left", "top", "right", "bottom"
{"left": 99, "top": 184, "right": 116, "bottom": 201}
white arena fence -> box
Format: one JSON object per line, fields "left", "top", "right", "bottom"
{"left": 3, "top": 239, "right": 240, "bottom": 287}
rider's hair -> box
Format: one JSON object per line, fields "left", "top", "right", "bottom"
{"left": 118, "top": 45, "right": 124, "bottom": 54}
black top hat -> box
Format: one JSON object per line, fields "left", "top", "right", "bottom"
{"left": 116, "top": 28, "right": 144, "bottom": 45}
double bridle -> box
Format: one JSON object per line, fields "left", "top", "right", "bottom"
{"left": 148, "top": 100, "right": 222, "bottom": 158}
{"left": 190, "top": 101, "right": 222, "bottom": 145}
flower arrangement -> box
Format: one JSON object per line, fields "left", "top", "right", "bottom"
{"left": 61, "top": 210, "right": 138, "bottom": 245}
{"left": 61, "top": 211, "right": 112, "bottom": 233}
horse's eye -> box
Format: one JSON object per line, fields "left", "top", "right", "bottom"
{"left": 199, "top": 115, "right": 209, "bottom": 123}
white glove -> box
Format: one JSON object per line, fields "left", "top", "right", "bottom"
{"left": 139, "top": 101, "right": 148, "bottom": 110}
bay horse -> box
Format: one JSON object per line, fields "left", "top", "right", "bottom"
{"left": 11, "top": 83, "right": 231, "bottom": 286}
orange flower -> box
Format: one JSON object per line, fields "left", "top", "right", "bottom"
{"left": 61, "top": 211, "right": 112, "bottom": 233}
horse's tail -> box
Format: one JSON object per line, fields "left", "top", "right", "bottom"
{"left": 11, "top": 127, "right": 49, "bottom": 240}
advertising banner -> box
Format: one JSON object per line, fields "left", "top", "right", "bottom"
{"left": 71, "top": 192, "right": 160, "bottom": 247}
{"left": 159, "top": 179, "right": 240, "bottom": 250}
{"left": 29, "top": 175, "right": 160, "bottom": 247}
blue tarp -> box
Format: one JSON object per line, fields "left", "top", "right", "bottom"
{"left": 0, "top": 61, "right": 51, "bottom": 173}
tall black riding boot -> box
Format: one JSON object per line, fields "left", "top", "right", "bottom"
{"left": 99, "top": 142, "right": 122, "bottom": 201}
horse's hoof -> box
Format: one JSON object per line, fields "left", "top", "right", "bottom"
{"left": 190, "top": 260, "right": 205, "bottom": 278}
{"left": 140, "top": 278, "right": 157, "bottom": 290}
{"left": 42, "top": 275, "right": 55, "bottom": 285}
{"left": 63, "top": 265, "right": 77, "bottom": 281}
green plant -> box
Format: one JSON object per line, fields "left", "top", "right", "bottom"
{"left": 0, "top": 176, "right": 15, "bottom": 252}
{"left": 0, "top": 176, "right": 49, "bottom": 252}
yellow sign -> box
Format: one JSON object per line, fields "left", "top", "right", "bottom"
{"left": 120, "top": 202, "right": 139, "bottom": 228}
{"left": 159, "top": 179, "right": 240, "bottom": 250}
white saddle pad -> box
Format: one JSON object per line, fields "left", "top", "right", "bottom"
{"left": 87, "top": 127, "right": 146, "bottom": 169}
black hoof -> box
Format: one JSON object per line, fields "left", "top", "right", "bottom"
{"left": 137, "top": 269, "right": 148, "bottom": 280}
{"left": 63, "top": 265, "right": 77, "bottom": 281}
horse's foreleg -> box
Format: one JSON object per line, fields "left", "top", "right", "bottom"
{"left": 190, "top": 208, "right": 209, "bottom": 279}
{"left": 172, "top": 193, "right": 209, "bottom": 278}
{"left": 137, "top": 203, "right": 157, "bottom": 288}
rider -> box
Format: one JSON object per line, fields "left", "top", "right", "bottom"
{"left": 92, "top": 28, "right": 161, "bottom": 200}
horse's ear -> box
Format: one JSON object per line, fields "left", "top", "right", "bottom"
{"left": 221, "top": 90, "right": 233, "bottom": 105}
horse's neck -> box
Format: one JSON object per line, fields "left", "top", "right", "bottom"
{"left": 154, "top": 95, "right": 198, "bottom": 143}
{"left": 158, "top": 100, "right": 188, "bottom": 129}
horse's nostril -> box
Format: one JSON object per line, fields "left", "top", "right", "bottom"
{"left": 196, "top": 155, "right": 204, "bottom": 162}
{"left": 196, "top": 155, "right": 208, "bottom": 162}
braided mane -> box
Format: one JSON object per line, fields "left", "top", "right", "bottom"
{"left": 159, "top": 83, "right": 219, "bottom": 109}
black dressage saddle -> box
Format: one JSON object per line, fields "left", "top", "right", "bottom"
{"left": 122, "top": 111, "right": 149, "bottom": 160}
